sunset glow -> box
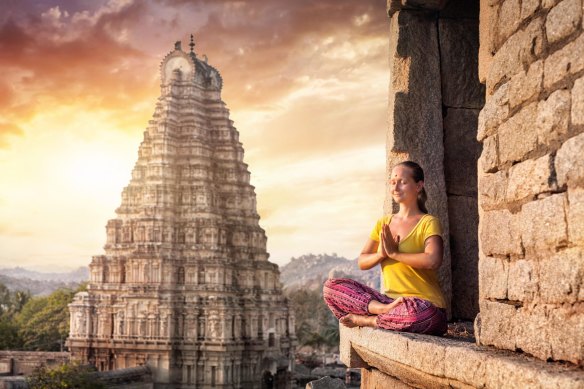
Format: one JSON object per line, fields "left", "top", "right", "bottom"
{"left": 0, "top": 0, "right": 388, "bottom": 270}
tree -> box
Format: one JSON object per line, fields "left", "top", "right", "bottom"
{"left": 27, "top": 362, "right": 105, "bottom": 389}
{"left": 17, "top": 288, "right": 75, "bottom": 351}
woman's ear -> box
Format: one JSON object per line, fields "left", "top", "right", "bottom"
{"left": 417, "top": 181, "right": 424, "bottom": 193}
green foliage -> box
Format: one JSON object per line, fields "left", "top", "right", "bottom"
{"left": 17, "top": 288, "right": 75, "bottom": 351}
{"left": 287, "top": 288, "right": 339, "bottom": 351}
{"left": 27, "top": 362, "right": 105, "bottom": 389}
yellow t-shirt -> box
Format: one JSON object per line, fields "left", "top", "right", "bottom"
{"left": 369, "top": 214, "right": 446, "bottom": 308}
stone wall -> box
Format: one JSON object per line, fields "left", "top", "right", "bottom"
{"left": 0, "top": 351, "right": 70, "bottom": 376}
{"left": 476, "top": 0, "right": 584, "bottom": 365}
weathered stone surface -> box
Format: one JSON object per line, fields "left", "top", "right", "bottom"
{"left": 544, "top": 33, "right": 584, "bottom": 89}
{"left": 545, "top": 0, "right": 582, "bottom": 44}
{"left": 536, "top": 88, "right": 570, "bottom": 146}
{"left": 478, "top": 82, "right": 510, "bottom": 141}
{"left": 506, "top": 154, "right": 554, "bottom": 202}
{"left": 449, "top": 196, "right": 480, "bottom": 320}
{"left": 572, "top": 75, "right": 584, "bottom": 125}
{"left": 547, "top": 304, "right": 584, "bottom": 365}
{"left": 488, "top": 17, "right": 544, "bottom": 93}
{"left": 568, "top": 186, "right": 584, "bottom": 244}
{"left": 497, "top": 102, "right": 538, "bottom": 164}
{"left": 479, "top": 135, "right": 499, "bottom": 173}
{"left": 542, "top": 0, "right": 563, "bottom": 8}
{"left": 507, "top": 259, "right": 538, "bottom": 301}
{"left": 496, "top": 0, "right": 521, "bottom": 48}
{"left": 556, "top": 132, "right": 584, "bottom": 187}
{"left": 512, "top": 305, "right": 553, "bottom": 362}
{"left": 439, "top": 19, "right": 485, "bottom": 109}
{"left": 538, "top": 248, "right": 584, "bottom": 303}
{"left": 508, "top": 59, "right": 543, "bottom": 109}
{"left": 519, "top": 193, "right": 568, "bottom": 256}
{"left": 444, "top": 108, "right": 481, "bottom": 196}
{"left": 479, "top": 1, "right": 496, "bottom": 83}
{"left": 480, "top": 208, "right": 523, "bottom": 256}
{"left": 478, "top": 300, "right": 518, "bottom": 350}
{"left": 521, "top": 0, "right": 540, "bottom": 21}
{"left": 306, "top": 376, "right": 346, "bottom": 389}
{"left": 479, "top": 255, "right": 508, "bottom": 299}
{"left": 479, "top": 169, "right": 508, "bottom": 209}
{"left": 361, "top": 368, "right": 415, "bottom": 389}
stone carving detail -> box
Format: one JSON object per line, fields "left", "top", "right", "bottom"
{"left": 68, "top": 39, "right": 296, "bottom": 388}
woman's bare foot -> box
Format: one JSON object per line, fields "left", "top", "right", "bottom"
{"left": 339, "top": 314, "right": 377, "bottom": 328}
{"left": 367, "top": 297, "right": 405, "bottom": 315}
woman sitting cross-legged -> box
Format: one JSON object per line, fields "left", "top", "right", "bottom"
{"left": 323, "top": 161, "right": 447, "bottom": 335}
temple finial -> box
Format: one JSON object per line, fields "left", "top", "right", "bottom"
{"left": 189, "top": 34, "right": 195, "bottom": 53}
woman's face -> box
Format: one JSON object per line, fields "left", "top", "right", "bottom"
{"left": 389, "top": 165, "right": 423, "bottom": 204}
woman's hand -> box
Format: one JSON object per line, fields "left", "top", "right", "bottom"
{"left": 381, "top": 223, "right": 399, "bottom": 258}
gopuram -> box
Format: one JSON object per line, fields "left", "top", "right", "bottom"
{"left": 68, "top": 37, "right": 296, "bottom": 389}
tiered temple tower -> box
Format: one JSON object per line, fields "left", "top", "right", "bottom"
{"left": 68, "top": 38, "right": 296, "bottom": 389}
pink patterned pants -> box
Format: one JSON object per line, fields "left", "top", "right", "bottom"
{"left": 323, "top": 278, "right": 447, "bottom": 335}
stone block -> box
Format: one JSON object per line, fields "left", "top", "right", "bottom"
{"left": 545, "top": 0, "right": 582, "bottom": 44}
{"left": 480, "top": 208, "right": 522, "bottom": 255}
{"left": 544, "top": 33, "right": 584, "bottom": 89}
{"left": 479, "top": 1, "right": 496, "bottom": 83}
{"left": 572, "top": 76, "right": 584, "bottom": 125}
{"left": 556, "top": 132, "right": 584, "bottom": 187}
{"left": 498, "top": 102, "right": 538, "bottom": 164}
{"left": 508, "top": 60, "right": 543, "bottom": 109}
{"left": 479, "top": 169, "right": 508, "bottom": 210}
{"left": 444, "top": 108, "right": 481, "bottom": 196}
{"left": 448, "top": 196, "right": 479, "bottom": 320}
{"left": 496, "top": 0, "right": 522, "bottom": 48}
{"left": 477, "top": 82, "right": 510, "bottom": 141}
{"left": 506, "top": 154, "right": 554, "bottom": 202}
{"left": 488, "top": 17, "right": 544, "bottom": 94}
{"left": 507, "top": 259, "right": 538, "bottom": 301}
{"left": 477, "top": 300, "right": 517, "bottom": 350}
{"left": 548, "top": 305, "right": 584, "bottom": 364}
{"left": 360, "top": 369, "right": 414, "bottom": 389}
{"left": 444, "top": 343, "right": 487, "bottom": 387}
{"left": 538, "top": 247, "right": 584, "bottom": 303}
{"left": 439, "top": 19, "right": 485, "bottom": 109}
{"left": 479, "top": 134, "right": 499, "bottom": 173}
{"left": 521, "top": 0, "right": 540, "bottom": 21}
{"left": 479, "top": 254, "right": 508, "bottom": 299}
{"left": 568, "top": 186, "right": 584, "bottom": 244}
{"left": 536, "top": 88, "right": 571, "bottom": 147}
{"left": 519, "top": 193, "right": 568, "bottom": 256}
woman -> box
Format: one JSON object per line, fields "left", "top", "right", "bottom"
{"left": 323, "top": 161, "right": 447, "bottom": 335}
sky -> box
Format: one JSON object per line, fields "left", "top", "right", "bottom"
{"left": 0, "top": 0, "right": 389, "bottom": 271}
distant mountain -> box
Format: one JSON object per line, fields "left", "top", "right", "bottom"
{"left": 280, "top": 253, "right": 381, "bottom": 292}
{"left": 0, "top": 266, "right": 89, "bottom": 283}
{"left": 0, "top": 267, "right": 89, "bottom": 296}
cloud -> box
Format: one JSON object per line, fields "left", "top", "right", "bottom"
{"left": 0, "top": 122, "right": 24, "bottom": 148}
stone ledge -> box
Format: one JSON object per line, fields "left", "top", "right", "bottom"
{"left": 340, "top": 326, "right": 584, "bottom": 388}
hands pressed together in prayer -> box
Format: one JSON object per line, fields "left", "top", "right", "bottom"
{"left": 380, "top": 223, "right": 399, "bottom": 259}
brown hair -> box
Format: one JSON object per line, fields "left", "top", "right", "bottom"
{"left": 396, "top": 161, "right": 428, "bottom": 214}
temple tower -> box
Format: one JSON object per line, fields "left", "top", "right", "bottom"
{"left": 68, "top": 38, "right": 296, "bottom": 389}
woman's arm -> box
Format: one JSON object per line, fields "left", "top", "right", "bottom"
{"left": 357, "top": 238, "right": 387, "bottom": 270}
{"left": 381, "top": 223, "right": 443, "bottom": 270}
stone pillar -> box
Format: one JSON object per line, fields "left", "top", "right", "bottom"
{"left": 386, "top": 7, "right": 452, "bottom": 314}
{"left": 476, "top": 0, "right": 584, "bottom": 366}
